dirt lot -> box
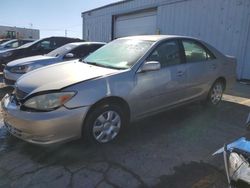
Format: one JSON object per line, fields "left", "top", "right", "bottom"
{"left": 0, "top": 80, "right": 249, "bottom": 188}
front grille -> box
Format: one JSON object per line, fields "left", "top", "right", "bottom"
{"left": 14, "top": 87, "right": 28, "bottom": 100}
{"left": 4, "top": 77, "right": 15, "bottom": 86}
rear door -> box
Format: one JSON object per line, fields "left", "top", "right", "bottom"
{"left": 181, "top": 39, "right": 217, "bottom": 100}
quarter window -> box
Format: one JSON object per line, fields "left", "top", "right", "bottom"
{"left": 147, "top": 40, "right": 181, "bottom": 67}
{"left": 183, "top": 40, "right": 215, "bottom": 63}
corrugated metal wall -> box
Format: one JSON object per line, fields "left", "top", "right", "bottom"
{"left": 158, "top": 0, "right": 250, "bottom": 79}
{"left": 82, "top": 0, "right": 184, "bottom": 41}
{"left": 82, "top": 0, "right": 250, "bottom": 79}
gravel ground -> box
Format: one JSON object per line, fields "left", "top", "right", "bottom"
{"left": 0, "top": 81, "right": 249, "bottom": 188}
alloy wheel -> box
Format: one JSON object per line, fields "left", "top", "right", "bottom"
{"left": 92, "top": 110, "right": 121, "bottom": 143}
{"left": 210, "top": 83, "right": 223, "bottom": 105}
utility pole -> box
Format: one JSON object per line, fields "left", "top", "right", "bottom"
{"left": 65, "top": 29, "right": 67, "bottom": 37}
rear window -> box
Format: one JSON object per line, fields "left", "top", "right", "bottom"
{"left": 183, "top": 40, "right": 215, "bottom": 63}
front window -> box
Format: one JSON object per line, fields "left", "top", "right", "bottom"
{"left": 147, "top": 40, "right": 181, "bottom": 67}
{"left": 84, "top": 39, "right": 153, "bottom": 69}
{"left": 38, "top": 40, "right": 51, "bottom": 50}
{"left": 47, "top": 43, "right": 76, "bottom": 57}
{"left": 32, "top": 39, "right": 57, "bottom": 51}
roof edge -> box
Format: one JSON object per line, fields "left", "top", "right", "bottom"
{"left": 0, "top": 25, "right": 39, "bottom": 31}
{"left": 81, "top": 0, "right": 132, "bottom": 16}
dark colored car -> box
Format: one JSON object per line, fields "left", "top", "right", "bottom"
{"left": 0, "top": 36, "right": 82, "bottom": 71}
{"left": 4, "top": 42, "right": 106, "bottom": 86}
{"left": 0, "top": 39, "right": 34, "bottom": 51}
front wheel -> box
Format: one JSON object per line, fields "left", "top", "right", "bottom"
{"left": 207, "top": 81, "right": 225, "bottom": 105}
{"left": 83, "top": 104, "right": 125, "bottom": 144}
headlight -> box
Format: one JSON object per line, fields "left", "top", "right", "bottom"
{"left": 23, "top": 92, "right": 76, "bottom": 111}
{"left": 10, "top": 64, "right": 43, "bottom": 73}
{"left": 10, "top": 65, "right": 29, "bottom": 73}
{"left": 2, "top": 51, "right": 13, "bottom": 57}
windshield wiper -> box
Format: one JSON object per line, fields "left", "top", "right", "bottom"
{"left": 85, "top": 61, "right": 125, "bottom": 70}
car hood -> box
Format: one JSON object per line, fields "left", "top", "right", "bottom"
{"left": 16, "top": 60, "right": 120, "bottom": 96}
{"left": 7, "top": 55, "right": 57, "bottom": 66}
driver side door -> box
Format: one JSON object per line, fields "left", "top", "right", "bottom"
{"left": 132, "top": 40, "right": 188, "bottom": 117}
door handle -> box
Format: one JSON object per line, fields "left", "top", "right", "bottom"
{"left": 211, "top": 64, "right": 217, "bottom": 69}
{"left": 177, "top": 71, "right": 184, "bottom": 76}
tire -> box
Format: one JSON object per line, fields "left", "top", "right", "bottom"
{"left": 83, "top": 103, "right": 125, "bottom": 144}
{"left": 206, "top": 80, "right": 225, "bottom": 106}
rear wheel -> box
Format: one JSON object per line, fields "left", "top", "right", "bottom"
{"left": 207, "top": 80, "right": 225, "bottom": 105}
{"left": 83, "top": 104, "right": 125, "bottom": 144}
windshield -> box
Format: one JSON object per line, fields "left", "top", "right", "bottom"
{"left": 46, "top": 43, "right": 76, "bottom": 57}
{"left": 17, "top": 39, "right": 40, "bottom": 49}
{"left": 84, "top": 39, "right": 153, "bottom": 69}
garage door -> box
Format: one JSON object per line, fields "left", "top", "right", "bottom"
{"left": 114, "top": 10, "right": 157, "bottom": 39}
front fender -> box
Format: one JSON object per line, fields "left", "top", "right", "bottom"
{"left": 63, "top": 71, "right": 133, "bottom": 109}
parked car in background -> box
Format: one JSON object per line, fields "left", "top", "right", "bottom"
{"left": 0, "top": 39, "right": 34, "bottom": 51}
{"left": 3, "top": 42, "right": 106, "bottom": 86}
{"left": 0, "top": 39, "right": 10, "bottom": 44}
{"left": 2, "top": 35, "right": 236, "bottom": 145}
{"left": 0, "top": 36, "right": 83, "bottom": 71}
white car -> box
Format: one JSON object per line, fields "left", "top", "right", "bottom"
{"left": 3, "top": 42, "right": 105, "bottom": 86}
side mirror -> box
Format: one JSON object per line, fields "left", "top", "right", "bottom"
{"left": 64, "top": 53, "right": 74, "bottom": 59}
{"left": 139, "top": 61, "right": 161, "bottom": 72}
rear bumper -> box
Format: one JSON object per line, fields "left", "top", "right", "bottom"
{"left": 1, "top": 94, "right": 90, "bottom": 145}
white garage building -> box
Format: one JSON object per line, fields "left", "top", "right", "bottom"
{"left": 82, "top": 0, "right": 250, "bottom": 80}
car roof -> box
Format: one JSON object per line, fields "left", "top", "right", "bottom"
{"left": 48, "top": 36, "right": 81, "bottom": 40}
{"left": 69, "top": 42, "right": 106, "bottom": 46}
{"left": 119, "top": 35, "right": 200, "bottom": 42}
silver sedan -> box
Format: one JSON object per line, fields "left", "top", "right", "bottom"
{"left": 2, "top": 35, "right": 236, "bottom": 145}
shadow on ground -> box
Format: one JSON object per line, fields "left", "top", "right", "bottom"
{"left": 0, "top": 98, "right": 249, "bottom": 187}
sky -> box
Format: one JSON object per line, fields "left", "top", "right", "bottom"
{"left": 0, "top": 0, "right": 121, "bottom": 39}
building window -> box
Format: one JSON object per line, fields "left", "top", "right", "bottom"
{"left": 6, "top": 31, "right": 16, "bottom": 39}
